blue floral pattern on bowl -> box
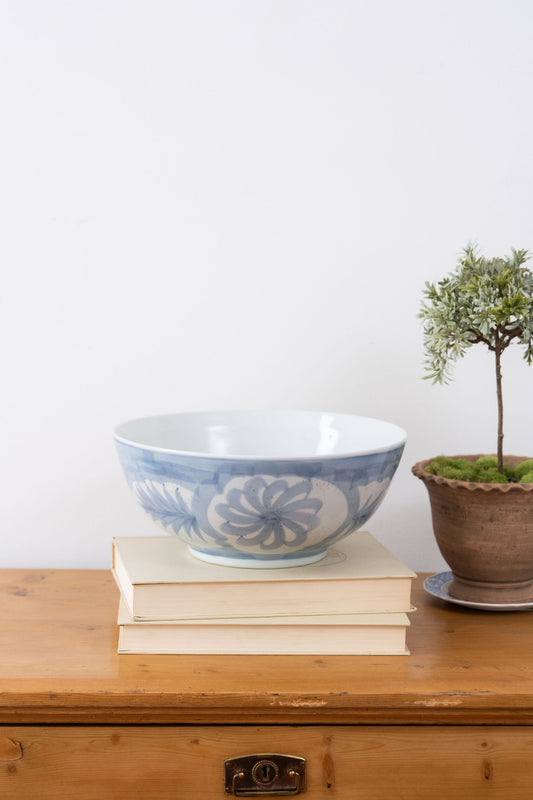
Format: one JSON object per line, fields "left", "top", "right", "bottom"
{"left": 214, "top": 476, "right": 322, "bottom": 549}
{"left": 115, "top": 440, "right": 404, "bottom": 567}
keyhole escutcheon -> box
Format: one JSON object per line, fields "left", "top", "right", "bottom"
{"left": 252, "top": 759, "right": 279, "bottom": 786}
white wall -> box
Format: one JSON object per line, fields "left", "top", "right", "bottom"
{"left": 2, "top": 0, "right": 532, "bottom": 571}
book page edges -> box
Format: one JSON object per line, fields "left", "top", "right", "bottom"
{"left": 117, "top": 621, "right": 410, "bottom": 654}
{"left": 117, "top": 598, "right": 410, "bottom": 627}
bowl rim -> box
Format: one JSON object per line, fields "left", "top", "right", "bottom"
{"left": 114, "top": 409, "right": 407, "bottom": 461}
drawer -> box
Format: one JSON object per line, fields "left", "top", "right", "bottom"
{"left": 1, "top": 725, "right": 532, "bottom": 798}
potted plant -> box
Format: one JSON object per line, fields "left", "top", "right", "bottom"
{"left": 412, "top": 243, "right": 533, "bottom": 604}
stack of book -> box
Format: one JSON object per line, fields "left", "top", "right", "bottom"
{"left": 112, "top": 531, "right": 416, "bottom": 655}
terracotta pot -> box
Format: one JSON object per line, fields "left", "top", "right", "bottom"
{"left": 412, "top": 455, "right": 533, "bottom": 604}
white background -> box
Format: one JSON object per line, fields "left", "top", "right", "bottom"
{"left": 1, "top": 0, "right": 532, "bottom": 571}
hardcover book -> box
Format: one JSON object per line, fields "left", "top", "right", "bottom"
{"left": 112, "top": 531, "right": 416, "bottom": 621}
{"left": 116, "top": 598, "right": 410, "bottom": 655}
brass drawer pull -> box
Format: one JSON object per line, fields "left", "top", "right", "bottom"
{"left": 224, "top": 754, "right": 306, "bottom": 795}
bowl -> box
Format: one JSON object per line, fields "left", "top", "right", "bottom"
{"left": 114, "top": 410, "right": 406, "bottom": 568}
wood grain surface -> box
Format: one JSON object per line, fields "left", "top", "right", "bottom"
{"left": 1, "top": 725, "right": 532, "bottom": 799}
{"left": 1, "top": 569, "right": 533, "bottom": 724}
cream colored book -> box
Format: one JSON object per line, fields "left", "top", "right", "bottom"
{"left": 112, "top": 532, "right": 416, "bottom": 621}
{"left": 117, "top": 598, "right": 410, "bottom": 655}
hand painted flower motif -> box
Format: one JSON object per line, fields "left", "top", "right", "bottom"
{"left": 357, "top": 478, "right": 391, "bottom": 525}
{"left": 214, "top": 476, "right": 323, "bottom": 550}
{"left": 133, "top": 481, "right": 200, "bottom": 539}
{"left": 328, "top": 477, "right": 392, "bottom": 541}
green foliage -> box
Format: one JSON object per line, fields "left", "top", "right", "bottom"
{"left": 520, "top": 471, "right": 533, "bottom": 483}
{"left": 513, "top": 459, "right": 533, "bottom": 479}
{"left": 480, "top": 472, "right": 510, "bottom": 483}
{"left": 419, "top": 244, "right": 533, "bottom": 473}
{"left": 420, "top": 244, "right": 533, "bottom": 384}
{"left": 427, "top": 456, "right": 533, "bottom": 483}
{"left": 475, "top": 455, "right": 499, "bottom": 469}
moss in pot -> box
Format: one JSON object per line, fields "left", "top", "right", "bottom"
{"left": 412, "top": 244, "right": 533, "bottom": 604}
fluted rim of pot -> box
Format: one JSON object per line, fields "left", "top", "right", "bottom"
{"left": 412, "top": 456, "right": 533, "bottom": 493}
{"left": 114, "top": 409, "right": 407, "bottom": 461}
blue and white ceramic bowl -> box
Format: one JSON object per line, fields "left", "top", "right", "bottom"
{"left": 114, "top": 410, "right": 406, "bottom": 568}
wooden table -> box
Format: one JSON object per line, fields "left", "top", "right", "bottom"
{"left": 1, "top": 568, "right": 533, "bottom": 798}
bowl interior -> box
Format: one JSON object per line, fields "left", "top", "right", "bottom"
{"left": 114, "top": 410, "right": 406, "bottom": 459}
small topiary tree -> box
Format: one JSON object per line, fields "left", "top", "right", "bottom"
{"left": 419, "top": 243, "right": 533, "bottom": 474}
